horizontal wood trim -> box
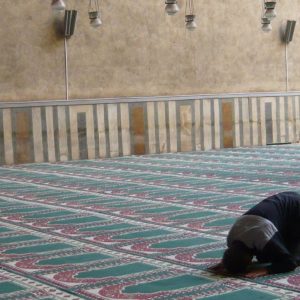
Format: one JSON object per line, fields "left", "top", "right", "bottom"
{"left": 1, "top": 91, "right": 300, "bottom": 108}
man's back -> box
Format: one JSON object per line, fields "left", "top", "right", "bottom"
{"left": 245, "top": 191, "right": 300, "bottom": 236}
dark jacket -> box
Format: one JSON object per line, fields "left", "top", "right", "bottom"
{"left": 229, "top": 191, "right": 300, "bottom": 274}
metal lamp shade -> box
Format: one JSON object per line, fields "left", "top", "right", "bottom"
{"left": 90, "top": 17, "right": 102, "bottom": 27}
{"left": 185, "top": 14, "right": 197, "bottom": 31}
{"left": 89, "top": 11, "right": 102, "bottom": 27}
{"left": 261, "top": 17, "right": 272, "bottom": 32}
{"left": 264, "top": 1, "right": 276, "bottom": 20}
{"left": 51, "top": 0, "right": 66, "bottom": 11}
{"left": 165, "top": 0, "right": 179, "bottom": 15}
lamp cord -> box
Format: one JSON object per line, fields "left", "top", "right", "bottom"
{"left": 64, "top": 37, "right": 69, "bottom": 100}
{"left": 89, "top": 0, "right": 100, "bottom": 12}
{"left": 185, "top": 0, "right": 194, "bottom": 15}
{"left": 285, "top": 42, "right": 289, "bottom": 92}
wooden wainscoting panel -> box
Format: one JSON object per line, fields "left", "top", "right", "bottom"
{"left": 295, "top": 96, "right": 300, "bottom": 142}
{"left": 147, "top": 102, "right": 156, "bottom": 154}
{"left": 214, "top": 99, "right": 221, "bottom": 149}
{"left": 233, "top": 98, "right": 240, "bottom": 147}
{"left": 202, "top": 99, "right": 212, "bottom": 150}
{"left": 70, "top": 105, "right": 96, "bottom": 160}
{"left": 287, "top": 96, "right": 294, "bottom": 142}
{"left": 250, "top": 98, "right": 259, "bottom": 146}
{"left": 194, "top": 100, "right": 201, "bottom": 151}
{"left": 32, "top": 107, "right": 44, "bottom": 163}
{"left": 242, "top": 98, "right": 250, "bottom": 146}
{"left": 222, "top": 100, "right": 234, "bottom": 148}
{"left": 57, "top": 106, "right": 69, "bottom": 161}
{"left": 131, "top": 105, "right": 145, "bottom": 155}
{"left": 45, "top": 107, "right": 56, "bottom": 162}
{"left": 0, "top": 110, "right": 4, "bottom": 164}
{"left": 108, "top": 104, "right": 119, "bottom": 157}
{"left": 14, "top": 109, "right": 33, "bottom": 164}
{"left": 96, "top": 104, "right": 107, "bottom": 158}
{"left": 180, "top": 104, "right": 192, "bottom": 152}
{"left": 157, "top": 102, "right": 167, "bottom": 153}
{"left": 3, "top": 109, "right": 14, "bottom": 164}
{"left": 278, "top": 97, "right": 286, "bottom": 143}
{"left": 120, "top": 103, "right": 131, "bottom": 156}
{"left": 168, "top": 101, "right": 177, "bottom": 153}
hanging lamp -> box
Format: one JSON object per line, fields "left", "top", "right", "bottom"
{"left": 88, "top": 0, "right": 102, "bottom": 27}
{"left": 165, "top": 0, "right": 180, "bottom": 15}
{"left": 185, "top": 0, "right": 197, "bottom": 31}
{"left": 51, "top": 0, "right": 66, "bottom": 11}
{"left": 261, "top": 17, "right": 272, "bottom": 32}
{"left": 264, "top": 1, "right": 277, "bottom": 20}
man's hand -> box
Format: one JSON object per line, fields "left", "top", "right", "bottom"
{"left": 208, "top": 263, "right": 269, "bottom": 278}
{"left": 244, "top": 267, "right": 268, "bottom": 278}
{"left": 207, "top": 262, "right": 227, "bottom": 275}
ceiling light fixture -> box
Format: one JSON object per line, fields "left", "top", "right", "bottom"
{"left": 264, "top": 1, "right": 277, "bottom": 20}
{"left": 165, "top": 0, "right": 180, "bottom": 16}
{"left": 185, "top": 0, "right": 197, "bottom": 31}
{"left": 88, "top": 0, "right": 102, "bottom": 28}
{"left": 51, "top": 0, "right": 66, "bottom": 11}
{"left": 261, "top": 17, "right": 272, "bottom": 32}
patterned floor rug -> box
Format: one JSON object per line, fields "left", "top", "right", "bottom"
{"left": 1, "top": 145, "right": 300, "bottom": 299}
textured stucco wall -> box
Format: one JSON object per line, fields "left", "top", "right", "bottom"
{"left": 0, "top": 0, "right": 300, "bottom": 101}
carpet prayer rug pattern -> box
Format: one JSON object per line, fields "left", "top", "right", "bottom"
{"left": 1, "top": 145, "right": 300, "bottom": 299}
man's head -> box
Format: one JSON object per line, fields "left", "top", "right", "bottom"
{"left": 222, "top": 241, "right": 253, "bottom": 274}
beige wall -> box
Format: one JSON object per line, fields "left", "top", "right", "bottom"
{"left": 1, "top": 0, "right": 300, "bottom": 102}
